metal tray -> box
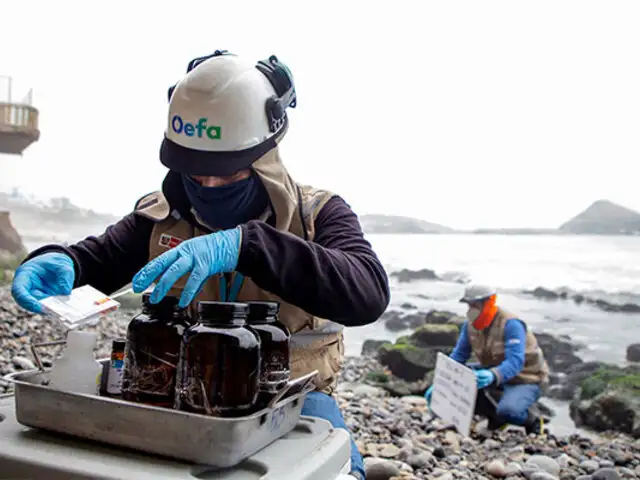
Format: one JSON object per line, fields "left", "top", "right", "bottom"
{"left": 4, "top": 361, "right": 317, "bottom": 468}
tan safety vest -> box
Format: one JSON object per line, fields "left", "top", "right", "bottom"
{"left": 467, "top": 307, "right": 549, "bottom": 385}
{"left": 134, "top": 145, "right": 346, "bottom": 394}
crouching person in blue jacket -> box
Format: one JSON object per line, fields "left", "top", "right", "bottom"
{"left": 424, "top": 285, "right": 549, "bottom": 434}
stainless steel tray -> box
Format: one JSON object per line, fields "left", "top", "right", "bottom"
{"left": 4, "top": 361, "right": 317, "bottom": 468}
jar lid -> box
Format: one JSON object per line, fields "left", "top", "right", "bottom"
{"left": 246, "top": 301, "right": 280, "bottom": 323}
{"left": 112, "top": 338, "right": 126, "bottom": 350}
{"left": 142, "top": 293, "right": 181, "bottom": 309}
{"left": 197, "top": 301, "right": 249, "bottom": 324}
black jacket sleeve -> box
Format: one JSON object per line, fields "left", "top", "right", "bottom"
{"left": 236, "top": 196, "right": 390, "bottom": 326}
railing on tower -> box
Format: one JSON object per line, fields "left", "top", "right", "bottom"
{"left": 0, "top": 75, "right": 40, "bottom": 155}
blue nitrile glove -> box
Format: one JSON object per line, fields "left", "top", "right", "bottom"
{"left": 474, "top": 369, "right": 495, "bottom": 389}
{"left": 11, "top": 252, "right": 75, "bottom": 314}
{"left": 424, "top": 385, "right": 434, "bottom": 405}
{"left": 132, "top": 227, "right": 242, "bottom": 308}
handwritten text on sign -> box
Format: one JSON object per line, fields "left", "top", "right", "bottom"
{"left": 430, "top": 352, "right": 478, "bottom": 437}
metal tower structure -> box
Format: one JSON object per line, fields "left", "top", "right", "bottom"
{"left": 0, "top": 75, "right": 40, "bottom": 155}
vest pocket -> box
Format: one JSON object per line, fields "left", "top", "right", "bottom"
{"left": 290, "top": 337, "right": 343, "bottom": 394}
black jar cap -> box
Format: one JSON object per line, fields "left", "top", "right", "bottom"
{"left": 197, "top": 301, "right": 249, "bottom": 324}
{"left": 246, "top": 301, "right": 280, "bottom": 323}
{"left": 112, "top": 338, "right": 126, "bottom": 350}
{"left": 142, "top": 293, "right": 180, "bottom": 309}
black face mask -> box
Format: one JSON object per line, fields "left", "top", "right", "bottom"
{"left": 181, "top": 171, "right": 270, "bottom": 230}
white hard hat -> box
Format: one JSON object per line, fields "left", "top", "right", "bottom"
{"left": 459, "top": 284, "right": 497, "bottom": 303}
{"left": 160, "top": 50, "right": 296, "bottom": 176}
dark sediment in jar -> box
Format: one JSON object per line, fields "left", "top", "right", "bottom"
{"left": 246, "top": 301, "right": 291, "bottom": 408}
{"left": 121, "top": 294, "right": 190, "bottom": 408}
{"left": 175, "top": 301, "right": 261, "bottom": 417}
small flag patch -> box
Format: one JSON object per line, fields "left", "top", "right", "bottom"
{"left": 159, "top": 234, "right": 183, "bottom": 249}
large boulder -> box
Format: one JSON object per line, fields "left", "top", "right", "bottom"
{"left": 381, "top": 309, "right": 464, "bottom": 332}
{"left": 424, "top": 310, "right": 465, "bottom": 326}
{"left": 377, "top": 324, "right": 459, "bottom": 382}
{"left": 627, "top": 343, "right": 640, "bottom": 363}
{"left": 409, "top": 323, "right": 459, "bottom": 349}
{"left": 569, "top": 364, "right": 640, "bottom": 438}
{"left": 382, "top": 311, "right": 427, "bottom": 332}
{"left": 390, "top": 268, "right": 439, "bottom": 283}
{"left": 535, "top": 332, "right": 583, "bottom": 373}
{"left": 0, "top": 211, "right": 26, "bottom": 255}
{"left": 361, "top": 339, "right": 392, "bottom": 357}
{"left": 545, "top": 361, "right": 606, "bottom": 401}
{"left": 0, "top": 211, "right": 26, "bottom": 284}
{"left": 522, "top": 286, "right": 640, "bottom": 314}
{"left": 377, "top": 342, "right": 443, "bottom": 382}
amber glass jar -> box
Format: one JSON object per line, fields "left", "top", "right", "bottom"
{"left": 174, "top": 301, "right": 261, "bottom": 417}
{"left": 246, "top": 301, "right": 291, "bottom": 406}
{"left": 121, "top": 294, "right": 191, "bottom": 408}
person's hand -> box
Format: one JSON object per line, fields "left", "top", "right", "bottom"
{"left": 132, "top": 227, "right": 241, "bottom": 308}
{"left": 424, "top": 385, "right": 434, "bottom": 405}
{"left": 11, "top": 252, "right": 75, "bottom": 313}
{"left": 474, "top": 369, "right": 495, "bottom": 389}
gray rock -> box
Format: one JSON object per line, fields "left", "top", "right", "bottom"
{"left": 11, "top": 356, "right": 35, "bottom": 370}
{"left": 612, "top": 451, "right": 634, "bottom": 466}
{"left": 530, "top": 473, "right": 559, "bottom": 480}
{"left": 437, "top": 474, "right": 454, "bottom": 480}
{"left": 486, "top": 459, "right": 508, "bottom": 477}
{"left": 378, "top": 443, "right": 400, "bottom": 458}
{"left": 526, "top": 455, "right": 561, "bottom": 476}
{"left": 617, "top": 467, "right": 636, "bottom": 478}
{"left": 407, "top": 451, "right": 433, "bottom": 469}
{"left": 364, "top": 458, "right": 400, "bottom": 480}
{"left": 337, "top": 382, "right": 387, "bottom": 397}
{"left": 484, "top": 439, "right": 502, "bottom": 449}
{"left": 505, "top": 462, "right": 523, "bottom": 476}
{"left": 557, "top": 453, "right": 572, "bottom": 469}
{"left": 522, "top": 467, "right": 542, "bottom": 479}
{"left": 581, "top": 460, "right": 600, "bottom": 473}
{"left": 591, "top": 468, "right": 621, "bottom": 480}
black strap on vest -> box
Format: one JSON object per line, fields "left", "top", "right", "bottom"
{"left": 297, "top": 185, "right": 309, "bottom": 241}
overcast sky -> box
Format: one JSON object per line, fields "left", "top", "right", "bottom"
{"left": 1, "top": 0, "right": 639, "bottom": 230}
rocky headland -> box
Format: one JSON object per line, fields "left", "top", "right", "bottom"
{"left": 359, "top": 214, "right": 455, "bottom": 234}
{"left": 360, "top": 200, "right": 640, "bottom": 236}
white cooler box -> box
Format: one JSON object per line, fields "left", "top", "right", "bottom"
{"left": 0, "top": 394, "right": 352, "bottom": 480}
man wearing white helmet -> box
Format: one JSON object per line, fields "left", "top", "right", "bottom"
{"left": 11, "top": 50, "right": 389, "bottom": 479}
{"left": 424, "top": 284, "right": 549, "bottom": 434}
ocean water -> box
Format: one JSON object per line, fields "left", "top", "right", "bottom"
{"left": 343, "top": 234, "right": 640, "bottom": 365}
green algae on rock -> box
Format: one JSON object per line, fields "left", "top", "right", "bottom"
{"left": 570, "top": 364, "right": 640, "bottom": 438}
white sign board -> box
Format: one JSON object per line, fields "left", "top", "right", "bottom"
{"left": 430, "top": 352, "right": 478, "bottom": 436}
